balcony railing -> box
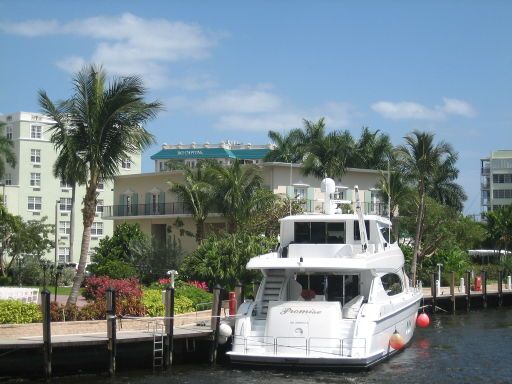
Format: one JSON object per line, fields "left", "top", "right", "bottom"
{"left": 361, "top": 202, "right": 389, "bottom": 216}
{"left": 481, "top": 167, "right": 490, "bottom": 176}
{"left": 103, "top": 202, "right": 193, "bottom": 218}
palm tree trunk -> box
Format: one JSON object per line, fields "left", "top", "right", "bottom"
{"left": 66, "top": 187, "right": 96, "bottom": 306}
{"left": 69, "top": 184, "right": 76, "bottom": 266}
{"left": 196, "top": 219, "right": 205, "bottom": 243}
{"left": 411, "top": 187, "right": 425, "bottom": 286}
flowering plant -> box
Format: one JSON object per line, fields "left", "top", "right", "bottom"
{"left": 187, "top": 280, "right": 209, "bottom": 292}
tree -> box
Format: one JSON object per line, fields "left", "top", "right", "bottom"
{"left": 168, "top": 162, "right": 215, "bottom": 242}
{"left": 0, "top": 206, "right": 54, "bottom": 276}
{"left": 427, "top": 153, "right": 467, "bottom": 211}
{"left": 39, "top": 64, "right": 162, "bottom": 305}
{"left": 395, "top": 131, "right": 458, "bottom": 284}
{"left": 377, "top": 171, "right": 411, "bottom": 220}
{"left": 179, "top": 231, "right": 277, "bottom": 290}
{"left": 264, "top": 129, "right": 302, "bottom": 163}
{"left": 348, "top": 127, "right": 393, "bottom": 170}
{"left": 209, "top": 160, "right": 264, "bottom": 233}
{"left": 485, "top": 205, "right": 512, "bottom": 254}
{"left": 299, "top": 119, "right": 354, "bottom": 180}
{"left": 0, "top": 121, "right": 16, "bottom": 181}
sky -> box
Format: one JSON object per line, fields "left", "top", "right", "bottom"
{"left": 1, "top": 0, "right": 511, "bottom": 216}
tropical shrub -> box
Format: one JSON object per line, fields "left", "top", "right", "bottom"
{"left": 90, "top": 259, "right": 137, "bottom": 279}
{"left": 142, "top": 289, "right": 194, "bottom": 317}
{"left": 0, "top": 300, "right": 42, "bottom": 324}
{"left": 83, "top": 276, "right": 142, "bottom": 302}
{"left": 59, "top": 267, "right": 76, "bottom": 286}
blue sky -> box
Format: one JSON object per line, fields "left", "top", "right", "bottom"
{"left": 1, "top": 1, "right": 511, "bottom": 215}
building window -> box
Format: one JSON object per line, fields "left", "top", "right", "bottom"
{"left": 493, "top": 174, "right": 512, "bottom": 184}
{"left": 91, "top": 222, "right": 103, "bottom": 236}
{"left": 28, "top": 196, "right": 42, "bottom": 211}
{"left": 122, "top": 158, "right": 132, "bottom": 169}
{"left": 4, "top": 174, "right": 12, "bottom": 186}
{"left": 60, "top": 197, "right": 72, "bottom": 211}
{"left": 6, "top": 125, "right": 13, "bottom": 139}
{"left": 493, "top": 189, "right": 512, "bottom": 199}
{"left": 30, "top": 173, "right": 41, "bottom": 187}
{"left": 97, "top": 180, "right": 104, "bottom": 190}
{"left": 126, "top": 195, "right": 132, "bottom": 215}
{"left": 58, "top": 247, "right": 70, "bottom": 263}
{"left": 31, "top": 125, "right": 42, "bottom": 139}
{"left": 31, "top": 149, "right": 41, "bottom": 163}
{"left": 60, "top": 180, "right": 72, "bottom": 189}
{"left": 294, "top": 187, "right": 306, "bottom": 200}
{"left": 59, "top": 221, "right": 71, "bottom": 235}
{"left": 96, "top": 199, "right": 104, "bottom": 213}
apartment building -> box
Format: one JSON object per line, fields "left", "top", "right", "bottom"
{"left": 0, "top": 111, "right": 141, "bottom": 264}
{"left": 480, "top": 150, "right": 512, "bottom": 219}
{"left": 104, "top": 142, "right": 386, "bottom": 255}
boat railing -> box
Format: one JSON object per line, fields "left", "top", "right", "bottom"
{"left": 234, "top": 335, "right": 366, "bottom": 357}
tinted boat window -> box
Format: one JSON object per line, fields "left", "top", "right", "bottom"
{"left": 327, "top": 222, "right": 345, "bottom": 243}
{"left": 353, "top": 220, "right": 370, "bottom": 241}
{"left": 294, "top": 222, "right": 310, "bottom": 243}
{"left": 381, "top": 273, "right": 402, "bottom": 296}
{"left": 311, "top": 222, "right": 326, "bottom": 243}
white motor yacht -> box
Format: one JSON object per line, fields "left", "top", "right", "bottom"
{"left": 228, "top": 178, "right": 422, "bottom": 368}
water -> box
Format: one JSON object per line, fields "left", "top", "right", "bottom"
{"left": 14, "top": 308, "right": 512, "bottom": 384}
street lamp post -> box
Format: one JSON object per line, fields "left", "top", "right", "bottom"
{"left": 54, "top": 200, "right": 59, "bottom": 266}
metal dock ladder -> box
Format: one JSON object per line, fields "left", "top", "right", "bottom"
{"left": 153, "top": 321, "right": 165, "bottom": 369}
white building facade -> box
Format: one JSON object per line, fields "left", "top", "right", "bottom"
{"left": 0, "top": 111, "right": 142, "bottom": 264}
{"left": 480, "top": 150, "right": 512, "bottom": 219}
{"left": 104, "top": 142, "right": 386, "bottom": 255}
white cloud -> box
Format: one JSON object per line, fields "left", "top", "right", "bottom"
{"left": 198, "top": 86, "right": 282, "bottom": 114}
{"left": 371, "top": 98, "right": 477, "bottom": 120}
{"left": 3, "top": 13, "right": 221, "bottom": 89}
{"left": 165, "top": 85, "right": 354, "bottom": 131}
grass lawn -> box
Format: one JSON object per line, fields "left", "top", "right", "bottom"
{"left": 28, "top": 286, "right": 85, "bottom": 296}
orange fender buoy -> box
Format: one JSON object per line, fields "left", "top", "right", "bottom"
{"left": 389, "top": 330, "right": 405, "bottom": 350}
{"left": 416, "top": 313, "right": 430, "bottom": 328}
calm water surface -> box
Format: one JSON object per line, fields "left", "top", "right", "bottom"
{"left": 19, "top": 308, "right": 512, "bottom": 384}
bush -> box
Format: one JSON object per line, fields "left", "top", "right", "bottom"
{"left": 83, "top": 276, "right": 143, "bottom": 302}
{"left": 18, "top": 256, "right": 44, "bottom": 286}
{"left": 49, "top": 302, "right": 81, "bottom": 322}
{"left": 0, "top": 276, "right": 12, "bottom": 286}
{"left": 142, "top": 289, "right": 194, "bottom": 317}
{"left": 59, "top": 267, "right": 76, "bottom": 286}
{"left": 175, "top": 281, "right": 212, "bottom": 308}
{"left": 90, "top": 259, "right": 137, "bottom": 279}
{"left": 0, "top": 300, "right": 42, "bottom": 324}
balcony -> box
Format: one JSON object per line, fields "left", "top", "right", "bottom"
{"left": 481, "top": 167, "right": 490, "bottom": 176}
{"left": 362, "top": 202, "right": 389, "bottom": 216}
{"left": 103, "top": 202, "right": 193, "bottom": 218}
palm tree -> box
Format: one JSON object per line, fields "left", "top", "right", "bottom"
{"left": 168, "top": 162, "right": 215, "bottom": 243}
{"left": 349, "top": 127, "right": 393, "bottom": 170}
{"left": 209, "top": 160, "right": 264, "bottom": 233}
{"left": 395, "top": 130, "right": 456, "bottom": 285}
{"left": 427, "top": 154, "right": 467, "bottom": 211}
{"left": 377, "top": 170, "right": 411, "bottom": 220}
{"left": 0, "top": 121, "right": 16, "bottom": 181}
{"left": 264, "top": 129, "right": 302, "bottom": 163}
{"left": 299, "top": 118, "right": 354, "bottom": 179}
{"left": 39, "top": 64, "right": 162, "bottom": 305}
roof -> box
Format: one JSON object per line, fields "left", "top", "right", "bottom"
{"left": 151, "top": 147, "right": 270, "bottom": 160}
{"left": 151, "top": 147, "right": 236, "bottom": 160}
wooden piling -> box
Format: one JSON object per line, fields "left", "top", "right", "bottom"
{"left": 450, "top": 272, "right": 455, "bottom": 313}
{"left": 466, "top": 271, "right": 471, "bottom": 312}
{"left": 235, "top": 281, "right": 243, "bottom": 310}
{"left": 432, "top": 273, "right": 437, "bottom": 313}
{"left": 41, "top": 290, "right": 52, "bottom": 379}
{"left": 107, "top": 288, "right": 117, "bottom": 376}
{"left": 498, "top": 270, "right": 503, "bottom": 307}
{"left": 164, "top": 287, "right": 175, "bottom": 369}
{"left": 482, "top": 271, "right": 487, "bottom": 309}
{"left": 209, "top": 285, "right": 223, "bottom": 364}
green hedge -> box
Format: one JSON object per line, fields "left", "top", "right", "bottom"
{"left": 142, "top": 289, "right": 194, "bottom": 317}
{"left": 0, "top": 300, "right": 42, "bottom": 324}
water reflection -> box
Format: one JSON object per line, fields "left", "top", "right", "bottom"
{"left": 13, "top": 308, "right": 512, "bottom": 384}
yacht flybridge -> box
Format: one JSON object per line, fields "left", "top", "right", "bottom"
{"left": 227, "top": 178, "right": 422, "bottom": 368}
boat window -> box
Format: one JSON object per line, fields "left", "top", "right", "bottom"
{"left": 294, "top": 222, "right": 346, "bottom": 244}
{"left": 381, "top": 273, "right": 402, "bottom": 296}
{"left": 311, "top": 222, "right": 326, "bottom": 243}
{"left": 294, "top": 222, "right": 310, "bottom": 243}
{"left": 379, "top": 226, "right": 395, "bottom": 243}
{"left": 327, "top": 222, "right": 345, "bottom": 243}
{"left": 353, "top": 220, "right": 370, "bottom": 241}
{"left": 326, "top": 274, "right": 359, "bottom": 305}
{"left": 296, "top": 274, "right": 325, "bottom": 296}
